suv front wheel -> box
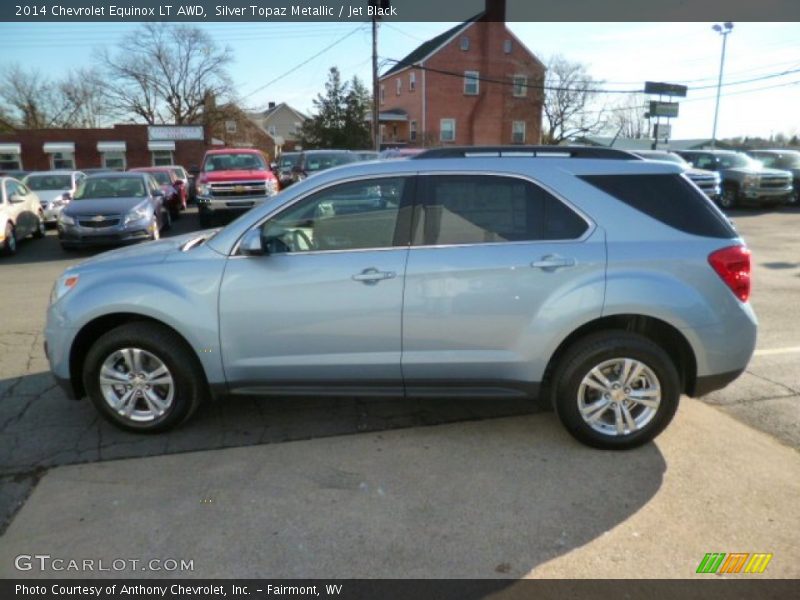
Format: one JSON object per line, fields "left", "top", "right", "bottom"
{"left": 552, "top": 331, "right": 680, "bottom": 450}
{"left": 83, "top": 322, "right": 205, "bottom": 432}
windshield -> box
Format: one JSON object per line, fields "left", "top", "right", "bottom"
{"left": 203, "top": 153, "right": 266, "bottom": 172}
{"left": 719, "top": 153, "right": 758, "bottom": 169}
{"left": 279, "top": 154, "right": 299, "bottom": 169}
{"left": 25, "top": 174, "right": 72, "bottom": 190}
{"left": 74, "top": 177, "right": 147, "bottom": 199}
{"left": 758, "top": 153, "right": 800, "bottom": 169}
{"left": 148, "top": 171, "right": 171, "bottom": 185}
{"left": 305, "top": 153, "right": 357, "bottom": 172}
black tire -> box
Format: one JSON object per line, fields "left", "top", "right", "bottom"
{"left": 551, "top": 331, "right": 680, "bottom": 450}
{"left": 2, "top": 222, "right": 16, "bottom": 255}
{"left": 33, "top": 214, "right": 46, "bottom": 239}
{"left": 719, "top": 186, "right": 738, "bottom": 210}
{"left": 82, "top": 322, "right": 206, "bottom": 432}
{"left": 162, "top": 208, "right": 172, "bottom": 232}
{"left": 170, "top": 206, "right": 181, "bottom": 221}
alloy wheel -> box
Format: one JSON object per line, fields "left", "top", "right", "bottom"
{"left": 98, "top": 348, "right": 175, "bottom": 423}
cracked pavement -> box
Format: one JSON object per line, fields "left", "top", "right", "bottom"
{"left": 0, "top": 206, "right": 798, "bottom": 534}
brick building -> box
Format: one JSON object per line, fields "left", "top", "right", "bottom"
{"left": 377, "top": 0, "right": 544, "bottom": 148}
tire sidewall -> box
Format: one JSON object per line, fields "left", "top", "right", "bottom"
{"left": 83, "top": 325, "right": 197, "bottom": 432}
{"left": 553, "top": 333, "right": 680, "bottom": 450}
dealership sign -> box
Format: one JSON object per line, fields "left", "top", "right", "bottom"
{"left": 644, "top": 81, "right": 688, "bottom": 97}
{"left": 148, "top": 126, "right": 204, "bottom": 141}
{"left": 649, "top": 101, "right": 680, "bottom": 118}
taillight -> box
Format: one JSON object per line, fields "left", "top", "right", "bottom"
{"left": 708, "top": 245, "right": 751, "bottom": 302}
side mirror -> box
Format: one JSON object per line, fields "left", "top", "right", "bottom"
{"left": 240, "top": 229, "right": 265, "bottom": 256}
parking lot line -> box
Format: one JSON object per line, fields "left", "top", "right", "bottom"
{"left": 754, "top": 346, "right": 800, "bottom": 356}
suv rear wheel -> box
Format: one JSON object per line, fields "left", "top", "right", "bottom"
{"left": 551, "top": 331, "right": 680, "bottom": 449}
{"left": 83, "top": 322, "right": 205, "bottom": 432}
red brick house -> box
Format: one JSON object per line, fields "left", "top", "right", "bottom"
{"left": 377, "top": 0, "right": 544, "bottom": 148}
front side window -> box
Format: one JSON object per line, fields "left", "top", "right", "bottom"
{"left": 464, "top": 71, "right": 479, "bottom": 95}
{"left": 152, "top": 150, "right": 174, "bottom": 166}
{"left": 260, "top": 177, "right": 405, "bottom": 254}
{"left": 413, "top": 175, "right": 588, "bottom": 246}
{"left": 50, "top": 152, "right": 75, "bottom": 170}
{"left": 440, "top": 119, "right": 455, "bottom": 142}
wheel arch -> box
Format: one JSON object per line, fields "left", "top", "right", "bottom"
{"left": 542, "top": 313, "right": 698, "bottom": 399}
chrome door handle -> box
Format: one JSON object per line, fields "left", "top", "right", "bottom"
{"left": 531, "top": 255, "right": 576, "bottom": 270}
{"left": 352, "top": 268, "right": 397, "bottom": 284}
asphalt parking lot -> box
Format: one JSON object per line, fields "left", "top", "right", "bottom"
{"left": 1, "top": 204, "right": 799, "bottom": 574}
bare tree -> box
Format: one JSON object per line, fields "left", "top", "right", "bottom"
{"left": 542, "top": 55, "right": 605, "bottom": 144}
{"left": 58, "top": 68, "right": 113, "bottom": 128}
{"left": 0, "top": 65, "right": 59, "bottom": 128}
{"left": 607, "top": 93, "right": 649, "bottom": 140}
{"left": 101, "top": 23, "right": 233, "bottom": 125}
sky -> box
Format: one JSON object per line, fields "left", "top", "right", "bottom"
{"left": 0, "top": 20, "right": 798, "bottom": 140}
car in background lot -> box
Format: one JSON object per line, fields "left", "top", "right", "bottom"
{"left": 379, "top": 148, "right": 426, "bottom": 160}
{"left": 353, "top": 150, "right": 379, "bottom": 162}
{"left": 676, "top": 149, "right": 793, "bottom": 209}
{"left": 23, "top": 170, "right": 86, "bottom": 225}
{"left": 129, "top": 167, "right": 185, "bottom": 219}
{"left": 746, "top": 149, "right": 800, "bottom": 206}
{"left": 57, "top": 172, "right": 170, "bottom": 250}
{"left": 0, "top": 170, "right": 30, "bottom": 179}
{"left": 164, "top": 165, "right": 191, "bottom": 207}
{"left": 194, "top": 149, "right": 279, "bottom": 228}
{"left": 290, "top": 149, "right": 358, "bottom": 184}
{"left": 1, "top": 176, "right": 45, "bottom": 255}
{"left": 276, "top": 152, "right": 300, "bottom": 189}
{"left": 45, "top": 146, "right": 756, "bottom": 450}
{"left": 632, "top": 150, "right": 721, "bottom": 202}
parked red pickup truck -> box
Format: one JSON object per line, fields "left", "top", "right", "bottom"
{"left": 194, "top": 149, "right": 278, "bottom": 227}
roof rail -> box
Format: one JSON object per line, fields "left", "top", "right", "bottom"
{"left": 411, "top": 146, "right": 642, "bottom": 160}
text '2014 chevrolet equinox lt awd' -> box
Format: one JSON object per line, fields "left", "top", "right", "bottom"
{"left": 45, "top": 147, "right": 757, "bottom": 449}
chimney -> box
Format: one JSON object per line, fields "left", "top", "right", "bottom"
{"left": 485, "top": 0, "right": 505, "bottom": 22}
{"left": 268, "top": 101, "right": 276, "bottom": 110}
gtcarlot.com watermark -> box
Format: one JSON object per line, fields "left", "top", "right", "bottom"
{"left": 14, "top": 554, "right": 194, "bottom": 573}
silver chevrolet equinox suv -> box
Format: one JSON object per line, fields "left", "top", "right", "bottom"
{"left": 45, "top": 146, "right": 757, "bottom": 449}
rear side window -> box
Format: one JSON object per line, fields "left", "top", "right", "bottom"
{"left": 580, "top": 174, "right": 736, "bottom": 238}
{"left": 413, "top": 175, "right": 588, "bottom": 246}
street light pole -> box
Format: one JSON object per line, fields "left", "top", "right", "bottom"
{"left": 711, "top": 22, "right": 734, "bottom": 149}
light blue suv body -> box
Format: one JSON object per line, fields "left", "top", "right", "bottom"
{"left": 45, "top": 147, "right": 757, "bottom": 448}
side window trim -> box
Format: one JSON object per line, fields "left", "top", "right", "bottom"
{"left": 409, "top": 172, "right": 595, "bottom": 249}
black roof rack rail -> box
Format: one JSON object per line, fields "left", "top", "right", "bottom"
{"left": 411, "top": 146, "right": 642, "bottom": 160}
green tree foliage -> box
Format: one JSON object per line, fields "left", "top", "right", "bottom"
{"left": 300, "top": 67, "right": 372, "bottom": 149}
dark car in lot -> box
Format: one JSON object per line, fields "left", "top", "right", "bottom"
{"left": 129, "top": 167, "right": 185, "bottom": 219}
{"left": 290, "top": 150, "right": 358, "bottom": 184}
{"left": 676, "top": 149, "right": 793, "bottom": 209}
{"left": 633, "top": 150, "right": 721, "bottom": 202}
{"left": 746, "top": 149, "right": 800, "bottom": 206}
{"left": 276, "top": 152, "right": 300, "bottom": 189}
{"left": 57, "top": 172, "right": 170, "bottom": 250}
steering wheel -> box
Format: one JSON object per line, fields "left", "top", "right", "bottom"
{"left": 292, "top": 229, "right": 314, "bottom": 251}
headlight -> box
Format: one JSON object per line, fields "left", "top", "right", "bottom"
{"left": 712, "top": 172, "right": 722, "bottom": 183}
{"left": 266, "top": 180, "right": 277, "bottom": 194}
{"left": 197, "top": 183, "right": 211, "bottom": 196}
{"left": 50, "top": 273, "right": 79, "bottom": 304}
{"left": 123, "top": 205, "right": 151, "bottom": 225}
{"left": 59, "top": 212, "right": 75, "bottom": 225}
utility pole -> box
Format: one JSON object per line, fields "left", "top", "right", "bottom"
{"left": 372, "top": 15, "right": 380, "bottom": 152}
{"left": 711, "top": 22, "right": 734, "bottom": 149}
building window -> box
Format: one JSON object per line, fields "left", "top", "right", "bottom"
{"left": 0, "top": 153, "right": 22, "bottom": 171}
{"left": 512, "top": 75, "right": 528, "bottom": 97}
{"left": 440, "top": 118, "right": 455, "bottom": 142}
{"left": 512, "top": 121, "right": 526, "bottom": 144}
{"left": 464, "top": 71, "right": 479, "bottom": 96}
{"left": 50, "top": 152, "right": 75, "bottom": 170}
{"left": 151, "top": 150, "right": 174, "bottom": 166}
{"left": 396, "top": 78, "right": 402, "bottom": 95}
{"left": 410, "top": 120, "right": 417, "bottom": 142}
{"left": 268, "top": 125, "right": 277, "bottom": 136}
{"left": 102, "top": 152, "right": 126, "bottom": 170}
{"left": 504, "top": 39, "right": 513, "bottom": 54}
{"left": 409, "top": 71, "right": 416, "bottom": 92}
{"left": 380, "top": 85, "right": 385, "bottom": 104}
{"left": 460, "top": 36, "right": 470, "bottom": 51}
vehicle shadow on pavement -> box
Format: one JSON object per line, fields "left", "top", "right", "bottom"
{"left": 1, "top": 401, "right": 667, "bottom": 579}
{"left": 1, "top": 370, "right": 547, "bottom": 531}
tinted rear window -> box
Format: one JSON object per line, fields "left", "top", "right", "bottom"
{"left": 579, "top": 174, "right": 736, "bottom": 238}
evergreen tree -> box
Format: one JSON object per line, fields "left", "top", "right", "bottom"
{"left": 301, "top": 67, "right": 372, "bottom": 149}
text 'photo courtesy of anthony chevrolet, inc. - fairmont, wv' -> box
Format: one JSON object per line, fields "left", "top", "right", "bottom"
{"left": 0, "top": 1, "right": 799, "bottom": 599}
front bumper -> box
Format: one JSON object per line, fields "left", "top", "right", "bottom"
{"left": 740, "top": 185, "right": 793, "bottom": 203}
{"left": 42, "top": 205, "right": 64, "bottom": 223}
{"left": 196, "top": 194, "right": 272, "bottom": 213}
{"left": 58, "top": 220, "right": 155, "bottom": 247}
